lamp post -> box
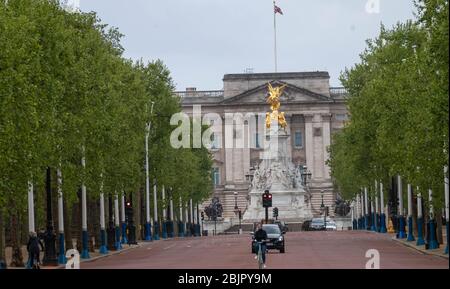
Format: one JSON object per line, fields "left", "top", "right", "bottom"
{"left": 406, "top": 184, "right": 415, "bottom": 242}
{"left": 168, "top": 189, "right": 174, "bottom": 238}
{"left": 444, "top": 166, "right": 449, "bottom": 255}
{"left": 57, "top": 169, "right": 67, "bottom": 264}
{"left": 153, "top": 181, "right": 159, "bottom": 240}
{"left": 234, "top": 192, "right": 242, "bottom": 234}
{"left": 144, "top": 101, "right": 154, "bottom": 242}
{"left": 120, "top": 193, "right": 128, "bottom": 244}
{"left": 416, "top": 189, "right": 425, "bottom": 246}
{"left": 43, "top": 168, "right": 57, "bottom": 266}
{"left": 379, "top": 181, "right": 387, "bottom": 233}
{"left": 427, "top": 189, "right": 439, "bottom": 250}
{"left": 300, "top": 165, "right": 312, "bottom": 186}
{"left": 321, "top": 190, "right": 326, "bottom": 230}
{"left": 178, "top": 196, "right": 184, "bottom": 238}
{"left": 161, "top": 185, "right": 167, "bottom": 239}
{"left": 397, "top": 175, "right": 407, "bottom": 239}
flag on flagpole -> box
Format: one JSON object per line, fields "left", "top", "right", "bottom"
{"left": 274, "top": 4, "right": 283, "bottom": 15}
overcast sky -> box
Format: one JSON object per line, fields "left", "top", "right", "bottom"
{"left": 76, "top": 0, "right": 416, "bottom": 91}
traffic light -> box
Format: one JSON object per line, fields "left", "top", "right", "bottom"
{"left": 201, "top": 211, "right": 205, "bottom": 221}
{"left": 273, "top": 207, "right": 279, "bottom": 219}
{"left": 262, "top": 191, "right": 273, "bottom": 208}
{"left": 125, "top": 199, "right": 133, "bottom": 222}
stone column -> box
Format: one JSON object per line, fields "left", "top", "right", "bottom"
{"left": 321, "top": 114, "right": 332, "bottom": 180}
{"left": 304, "top": 114, "right": 315, "bottom": 179}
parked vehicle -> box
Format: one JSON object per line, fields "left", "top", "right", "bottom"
{"left": 302, "top": 220, "right": 312, "bottom": 231}
{"left": 325, "top": 220, "right": 337, "bottom": 231}
{"left": 310, "top": 218, "right": 326, "bottom": 231}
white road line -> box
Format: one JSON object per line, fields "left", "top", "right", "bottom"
{"left": 164, "top": 244, "right": 177, "bottom": 250}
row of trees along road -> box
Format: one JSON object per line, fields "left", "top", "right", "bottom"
{"left": 328, "top": 0, "right": 448, "bottom": 242}
{"left": 0, "top": 0, "right": 213, "bottom": 265}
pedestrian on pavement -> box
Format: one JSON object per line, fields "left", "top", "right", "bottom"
{"left": 27, "top": 232, "right": 44, "bottom": 269}
{"left": 253, "top": 223, "right": 268, "bottom": 268}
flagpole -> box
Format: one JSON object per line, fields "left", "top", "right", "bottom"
{"left": 273, "top": 0, "right": 278, "bottom": 73}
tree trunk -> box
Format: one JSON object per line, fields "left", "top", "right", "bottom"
{"left": 0, "top": 209, "right": 5, "bottom": 262}
{"left": 436, "top": 211, "right": 443, "bottom": 244}
{"left": 9, "top": 212, "right": 24, "bottom": 267}
{"left": 63, "top": 197, "right": 73, "bottom": 250}
{"left": 134, "top": 190, "right": 141, "bottom": 241}
{"left": 77, "top": 198, "right": 82, "bottom": 252}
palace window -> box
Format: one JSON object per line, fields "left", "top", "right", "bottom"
{"left": 212, "top": 168, "right": 220, "bottom": 187}
{"left": 335, "top": 114, "right": 348, "bottom": 121}
{"left": 211, "top": 133, "right": 218, "bottom": 150}
{"left": 255, "top": 133, "right": 261, "bottom": 149}
{"left": 294, "top": 131, "right": 303, "bottom": 148}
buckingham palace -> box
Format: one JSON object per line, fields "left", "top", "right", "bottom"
{"left": 177, "top": 71, "right": 348, "bottom": 221}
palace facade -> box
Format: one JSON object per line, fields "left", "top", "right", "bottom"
{"left": 177, "top": 72, "right": 348, "bottom": 220}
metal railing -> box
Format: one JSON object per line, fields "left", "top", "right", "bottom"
{"left": 330, "top": 87, "right": 348, "bottom": 97}
{"left": 174, "top": 90, "right": 224, "bottom": 98}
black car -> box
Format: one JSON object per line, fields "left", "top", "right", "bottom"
{"left": 302, "top": 220, "right": 312, "bottom": 231}
{"left": 251, "top": 224, "right": 285, "bottom": 254}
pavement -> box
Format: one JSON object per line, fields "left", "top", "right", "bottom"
{"left": 392, "top": 236, "right": 448, "bottom": 259}
{"left": 75, "top": 231, "right": 449, "bottom": 269}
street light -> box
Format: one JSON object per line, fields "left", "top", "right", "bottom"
{"left": 321, "top": 190, "right": 327, "bottom": 231}
{"left": 300, "top": 165, "right": 312, "bottom": 186}
{"left": 233, "top": 192, "right": 242, "bottom": 234}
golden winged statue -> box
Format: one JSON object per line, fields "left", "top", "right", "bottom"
{"left": 266, "top": 82, "right": 288, "bottom": 130}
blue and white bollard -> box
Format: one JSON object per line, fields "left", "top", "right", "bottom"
{"left": 167, "top": 220, "right": 174, "bottom": 238}
{"left": 416, "top": 217, "right": 425, "bottom": 246}
{"left": 81, "top": 152, "right": 90, "bottom": 259}
{"left": 178, "top": 221, "right": 185, "bottom": 237}
{"left": 115, "top": 226, "right": 122, "bottom": 250}
{"left": 372, "top": 211, "right": 377, "bottom": 232}
{"left": 99, "top": 229, "right": 108, "bottom": 254}
{"left": 81, "top": 230, "right": 90, "bottom": 259}
{"left": 397, "top": 176, "right": 406, "bottom": 239}
{"left": 153, "top": 221, "right": 160, "bottom": 240}
{"left": 427, "top": 219, "right": 439, "bottom": 250}
{"left": 370, "top": 201, "right": 376, "bottom": 232}
{"left": 406, "top": 184, "right": 415, "bottom": 241}
{"left": 416, "top": 192, "right": 425, "bottom": 245}
{"left": 380, "top": 213, "right": 387, "bottom": 233}
{"left": 398, "top": 216, "right": 407, "bottom": 239}
{"left": 161, "top": 220, "right": 168, "bottom": 239}
{"left": 144, "top": 222, "right": 152, "bottom": 241}
{"left": 99, "top": 192, "right": 108, "bottom": 254}
{"left": 364, "top": 215, "right": 369, "bottom": 230}
{"left": 58, "top": 233, "right": 67, "bottom": 264}
{"left": 114, "top": 195, "right": 122, "bottom": 250}
{"left": 121, "top": 222, "right": 128, "bottom": 244}
{"left": 407, "top": 216, "right": 415, "bottom": 242}
{"left": 186, "top": 222, "right": 191, "bottom": 237}
{"left": 376, "top": 213, "right": 381, "bottom": 232}
{"left": 445, "top": 222, "right": 449, "bottom": 254}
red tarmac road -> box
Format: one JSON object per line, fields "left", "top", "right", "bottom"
{"left": 81, "top": 231, "right": 448, "bottom": 269}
